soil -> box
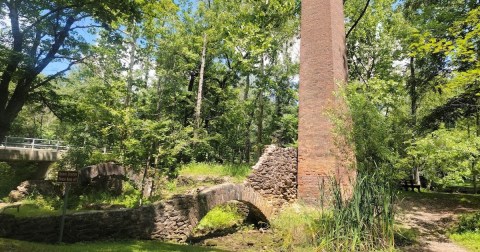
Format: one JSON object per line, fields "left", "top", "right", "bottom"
{"left": 193, "top": 229, "right": 282, "bottom": 252}
{"left": 396, "top": 191, "right": 480, "bottom": 252}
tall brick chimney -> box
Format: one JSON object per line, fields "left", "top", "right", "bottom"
{"left": 298, "top": 0, "right": 354, "bottom": 204}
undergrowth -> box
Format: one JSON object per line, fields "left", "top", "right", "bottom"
{"left": 179, "top": 162, "right": 251, "bottom": 182}
{"left": 194, "top": 204, "right": 244, "bottom": 234}
{"left": 273, "top": 172, "right": 396, "bottom": 251}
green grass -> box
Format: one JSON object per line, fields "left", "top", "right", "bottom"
{"left": 2, "top": 203, "right": 62, "bottom": 218}
{"left": 0, "top": 238, "right": 229, "bottom": 252}
{"left": 178, "top": 163, "right": 251, "bottom": 183}
{"left": 194, "top": 204, "right": 244, "bottom": 234}
{"left": 271, "top": 204, "right": 322, "bottom": 251}
{"left": 450, "top": 232, "right": 480, "bottom": 251}
{"left": 398, "top": 190, "right": 480, "bottom": 208}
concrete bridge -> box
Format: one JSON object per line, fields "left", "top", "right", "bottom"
{"left": 0, "top": 137, "right": 67, "bottom": 162}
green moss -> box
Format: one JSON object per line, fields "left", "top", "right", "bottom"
{"left": 0, "top": 238, "right": 228, "bottom": 252}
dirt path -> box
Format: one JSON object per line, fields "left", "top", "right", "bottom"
{"left": 396, "top": 192, "right": 479, "bottom": 252}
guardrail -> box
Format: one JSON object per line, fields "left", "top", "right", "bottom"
{"left": 0, "top": 137, "right": 69, "bottom": 151}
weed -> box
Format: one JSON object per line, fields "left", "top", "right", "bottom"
{"left": 179, "top": 162, "right": 251, "bottom": 182}
{"left": 194, "top": 204, "right": 244, "bottom": 234}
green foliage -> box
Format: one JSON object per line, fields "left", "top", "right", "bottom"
{"left": 453, "top": 211, "right": 480, "bottom": 234}
{"left": 394, "top": 227, "right": 419, "bottom": 247}
{"left": 315, "top": 173, "right": 396, "bottom": 251}
{"left": 271, "top": 205, "right": 322, "bottom": 250}
{"left": 0, "top": 162, "right": 15, "bottom": 197}
{"left": 0, "top": 162, "right": 39, "bottom": 198}
{"left": 194, "top": 204, "right": 244, "bottom": 234}
{"left": 450, "top": 232, "right": 480, "bottom": 251}
{"left": 401, "top": 126, "right": 480, "bottom": 187}
{"left": 272, "top": 173, "right": 396, "bottom": 251}
{"left": 179, "top": 162, "right": 251, "bottom": 182}
{"left": 75, "top": 181, "right": 143, "bottom": 209}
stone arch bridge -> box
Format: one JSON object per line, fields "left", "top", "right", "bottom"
{"left": 0, "top": 146, "right": 297, "bottom": 243}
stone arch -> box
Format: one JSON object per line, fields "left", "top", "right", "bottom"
{"left": 194, "top": 183, "right": 274, "bottom": 220}
{"left": 190, "top": 183, "right": 274, "bottom": 231}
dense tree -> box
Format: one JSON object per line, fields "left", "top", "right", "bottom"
{"left": 0, "top": 0, "right": 144, "bottom": 140}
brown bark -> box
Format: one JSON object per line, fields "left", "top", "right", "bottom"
{"left": 0, "top": 3, "right": 75, "bottom": 141}
{"left": 195, "top": 33, "right": 208, "bottom": 134}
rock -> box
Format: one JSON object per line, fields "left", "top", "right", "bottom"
{"left": 79, "top": 162, "right": 126, "bottom": 195}
{"left": 8, "top": 180, "right": 61, "bottom": 202}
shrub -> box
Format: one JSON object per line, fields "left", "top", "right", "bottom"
{"left": 0, "top": 162, "right": 15, "bottom": 197}
{"left": 454, "top": 211, "right": 480, "bottom": 233}
{"left": 272, "top": 204, "right": 322, "bottom": 250}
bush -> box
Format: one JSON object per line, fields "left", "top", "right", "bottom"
{"left": 75, "top": 181, "right": 143, "bottom": 209}
{"left": 454, "top": 211, "right": 480, "bottom": 233}
{"left": 0, "top": 162, "right": 15, "bottom": 197}
{"left": 272, "top": 205, "right": 322, "bottom": 250}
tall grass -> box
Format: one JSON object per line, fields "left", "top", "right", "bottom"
{"left": 273, "top": 172, "right": 396, "bottom": 251}
{"left": 316, "top": 172, "right": 396, "bottom": 251}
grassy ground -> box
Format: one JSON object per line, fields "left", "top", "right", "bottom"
{"left": 0, "top": 238, "right": 229, "bottom": 252}
{"left": 450, "top": 232, "right": 480, "bottom": 251}
{"left": 178, "top": 163, "right": 251, "bottom": 183}
{"left": 397, "top": 190, "right": 480, "bottom": 208}
{"left": 194, "top": 204, "right": 244, "bottom": 234}
{"left": 1, "top": 203, "right": 62, "bottom": 218}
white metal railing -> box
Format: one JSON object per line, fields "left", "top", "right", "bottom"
{"left": 0, "top": 136, "right": 69, "bottom": 151}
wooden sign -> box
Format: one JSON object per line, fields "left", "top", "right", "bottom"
{"left": 57, "top": 171, "right": 78, "bottom": 183}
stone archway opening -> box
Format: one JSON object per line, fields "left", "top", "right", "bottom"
{"left": 187, "top": 199, "right": 270, "bottom": 243}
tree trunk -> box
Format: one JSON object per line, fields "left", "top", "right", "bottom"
{"left": 409, "top": 57, "right": 421, "bottom": 185}
{"left": 195, "top": 33, "right": 208, "bottom": 135}
{"left": 125, "top": 23, "right": 137, "bottom": 107}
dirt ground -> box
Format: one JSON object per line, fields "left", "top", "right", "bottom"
{"left": 396, "top": 191, "right": 480, "bottom": 252}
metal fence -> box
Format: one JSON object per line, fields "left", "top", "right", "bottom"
{"left": 0, "top": 137, "right": 69, "bottom": 151}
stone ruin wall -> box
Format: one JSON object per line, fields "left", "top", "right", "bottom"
{"left": 0, "top": 195, "right": 199, "bottom": 243}
{"left": 245, "top": 145, "right": 298, "bottom": 210}
{"left": 0, "top": 146, "right": 297, "bottom": 243}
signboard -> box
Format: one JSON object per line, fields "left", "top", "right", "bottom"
{"left": 57, "top": 171, "right": 78, "bottom": 183}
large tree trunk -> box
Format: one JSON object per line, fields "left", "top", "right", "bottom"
{"left": 0, "top": 5, "right": 75, "bottom": 140}
{"left": 409, "top": 57, "right": 421, "bottom": 185}
{"left": 195, "top": 33, "right": 208, "bottom": 135}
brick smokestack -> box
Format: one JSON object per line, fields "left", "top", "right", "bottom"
{"left": 298, "top": 0, "right": 354, "bottom": 204}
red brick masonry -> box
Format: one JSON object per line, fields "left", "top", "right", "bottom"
{"left": 298, "top": 0, "right": 354, "bottom": 204}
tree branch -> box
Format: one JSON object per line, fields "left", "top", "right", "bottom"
{"left": 34, "top": 16, "right": 76, "bottom": 74}
{"left": 31, "top": 58, "right": 84, "bottom": 90}
{"left": 346, "top": 0, "right": 371, "bottom": 38}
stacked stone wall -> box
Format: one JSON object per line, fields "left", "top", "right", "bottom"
{"left": 245, "top": 145, "right": 297, "bottom": 209}
{"left": 0, "top": 183, "right": 274, "bottom": 243}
